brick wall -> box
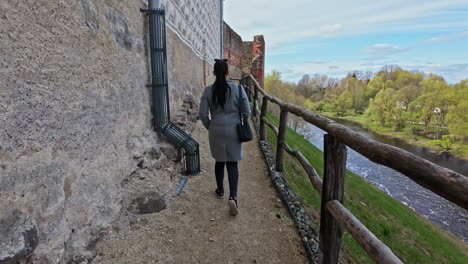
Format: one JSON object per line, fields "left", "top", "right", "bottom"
{"left": 242, "top": 41, "right": 254, "bottom": 76}
{"left": 251, "top": 35, "right": 265, "bottom": 88}
{"left": 223, "top": 22, "right": 243, "bottom": 80}
{"left": 240, "top": 36, "right": 265, "bottom": 88}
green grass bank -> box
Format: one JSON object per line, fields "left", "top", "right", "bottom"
{"left": 263, "top": 112, "right": 468, "bottom": 264}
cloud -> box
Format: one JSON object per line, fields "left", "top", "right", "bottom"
{"left": 329, "top": 66, "right": 339, "bottom": 69}
{"left": 363, "top": 44, "right": 412, "bottom": 56}
{"left": 304, "top": 60, "right": 328, "bottom": 64}
{"left": 319, "top": 24, "right": 344, "bottom": 36}
{"left": 426, "top": 31, "right": 468, "bottom": 42}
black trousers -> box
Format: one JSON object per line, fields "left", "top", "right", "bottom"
{"left": 215, "top": 161, "right": 239, "bottom": 198}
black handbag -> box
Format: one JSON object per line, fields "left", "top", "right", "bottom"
{"left": 236, "top": 84, "right": 253, "bottom": 142}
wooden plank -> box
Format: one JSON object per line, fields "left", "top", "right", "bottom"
{"left": 326, "top": 200, "right": 403, "bottom": 264}
{"left": 259, "top": 97, "right": 268, "bottom": 141}
{"left": 276, "top": 110, "right": 288, "bottom": 172}
{"left": 247, "top": 74, "right": 468, "bottom": 210}
{"left": 320, "top": 134, "right": 347, "bottom": 264}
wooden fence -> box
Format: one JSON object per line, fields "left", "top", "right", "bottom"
{"left": 240, "top": 74, "right": 468, "bottom": 264}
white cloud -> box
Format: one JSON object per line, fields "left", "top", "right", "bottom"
{"left": 304, "top": 60, "right": 328, "bottom": 64}
{"left": 363, "top": 44, "right": 412, "bottom": 56}
{"left": 426, "top": 31, "right": 468, "bottom": 42}
{"left": 319, "top": 24, "right": 344, "bottom": 36}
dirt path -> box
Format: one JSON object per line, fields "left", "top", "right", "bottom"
{"left": 94, "top": 121, "right": 308, "bottom": 264}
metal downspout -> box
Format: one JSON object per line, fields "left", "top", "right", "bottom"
{"left": 149, "top": 0, "right": 160, "bottom": 9}
{"left": 141, "top": 2, "right": 200, "bottom": 176}
{"left": 220, "top": 0, "right": 224, "bottom": 58}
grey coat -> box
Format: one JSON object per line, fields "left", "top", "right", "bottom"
{"left": 199, "top": 80, "right": 251, "bottom": 162}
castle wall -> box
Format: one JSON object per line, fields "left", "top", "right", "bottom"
{"left": 0, "top": 0, "right": 221, "bottom": 263}
{"left": 223, "top": 22, "right": 243, "bottom": 80}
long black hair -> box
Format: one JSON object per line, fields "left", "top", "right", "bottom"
{"left": 212, "top": 59, "right": 230, "bottom": 109}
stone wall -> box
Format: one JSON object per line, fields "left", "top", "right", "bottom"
{"left": 0, "top": 0, "right": 220, "bottom": 263}
{"left": 223, "top": 22, "right": 243, "bottom": 80}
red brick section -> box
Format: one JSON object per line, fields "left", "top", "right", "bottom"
{"left": 242, "top": 41, "right": 253, "bottom": 75}
{"left": 223, "top": 22, "right": 244, "bottom": 80}
{"left": 222, "top": 22, "right": 265, "bottom": 84}
{"left": 251, "top": 35, "right": 265, "bottom": 88}
{"left": 224, "top": 47, "right": 243, "bottom": 68}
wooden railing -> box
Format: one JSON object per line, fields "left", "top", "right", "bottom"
{"left": 240, "top": 74, "right": 468, "bottom": 264}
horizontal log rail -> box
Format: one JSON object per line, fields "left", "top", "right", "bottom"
{"left": 262, "top": 116, "right": 323, "bottom": 194}
{"left": 241, "top": 74, "right": 468, "bottom": 264}
{"left": 326, "top": 200, "right": 403, "bottom": 264}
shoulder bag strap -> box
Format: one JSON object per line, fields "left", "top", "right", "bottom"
{"left": 238, "top": 84, "right": 244, "bottom": 124}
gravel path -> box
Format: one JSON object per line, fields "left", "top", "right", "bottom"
{"left": 94, "top": 121, "right": 308, "bottom": 263}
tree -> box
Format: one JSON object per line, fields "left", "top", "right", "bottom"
{"left": 335, "top": 90, "right": 352, "bottom": 116}
{"left": 297, "top": 74, "right": 314, "bottom": 99}
{"left": 265, "top": 70, "right": 282, "bottom": 95}
{"left": 368, "top": 88, "right": 396, "bottom": 126}
{"left": 447, "top": 80, "right": 468, "bottom": 141}
{"left": 346, "top": 76, "right": 368, "bottom": 113}
{"left": 394, "top": 71, "right": 423, "bottom": 110}
{"left": 308, "top": 74, "right": 330, "bottom": 101}
{"left": 409, "top": 94, "right": 435, "bottom": 132}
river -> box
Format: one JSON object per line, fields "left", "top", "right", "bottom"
{"left": 296, "top": 119, "right": 468, "bottom": 242}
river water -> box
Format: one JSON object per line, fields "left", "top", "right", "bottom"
{"left": 296, "top": 119, "right": 468, "bottom": 242}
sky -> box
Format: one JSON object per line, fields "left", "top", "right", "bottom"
{"left": 223, "top": 0, "right": 468, "bottom": 84}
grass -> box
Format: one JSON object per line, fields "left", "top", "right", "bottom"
{"left": 319, "top": 111, "right": 468, "bottom": 161}
{"left": 263, "top": 112, "right": 468, "bottom": 264}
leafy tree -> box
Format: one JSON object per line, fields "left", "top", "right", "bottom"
{"left": 265, "top": 70, "right": 282, "bottom": 95}
{"left": 409, "top": 94, "right": 435, "bottom": 131}
{"left": 366, "top": 75, "right": 385, "bottom": 101}
{"left": 368, "top": 88, "right": 396, "bottom": 126}
{"left": 335, "top": 90, "right": 352, "bottom": 116}
{"left": 394, "top": 71, "right": 423, "bottom": 110}
{"left": 346, "top": 76, "right": 368, "bottom": 113}
{"left": 447, "top": 80, "right": 468, "bottom": 140}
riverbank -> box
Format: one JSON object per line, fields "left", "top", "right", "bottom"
{"left": 264, "top": 113, "right": 468, "bottom": 264}
{"left": 320, "top": 111, "right": 468, "bottom": 162}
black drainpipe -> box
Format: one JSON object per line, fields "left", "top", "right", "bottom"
{"left": 141, "top": 5, "right": 200, "bottom": 176}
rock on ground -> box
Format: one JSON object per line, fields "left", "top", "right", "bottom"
{"left": 0, "top": 202, "right": 38, "bottom": 264}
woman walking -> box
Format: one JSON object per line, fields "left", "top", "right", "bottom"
{"left": 199, "top": 59, "right": 251, "bottom": 216}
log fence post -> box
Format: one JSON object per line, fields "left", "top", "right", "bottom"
{"left": 319, "top": 134, "right": 347, "bottom": 264}
{"left": 247, "top": 78, "right": 253, "bottom": 102}
{"left": 259, "top": 97, "right": 268, "bottom": 141}
{"left": 276, "top": 109, "right": 288, "bottom": 172}
{"left": 253, "top": 84, "right": 258, "bottom": 118}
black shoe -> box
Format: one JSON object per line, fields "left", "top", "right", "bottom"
{"left": 228, "top": 197, "right": 238, "bottom": 216}
{"left": 215, "top": 189, "right": 224, "bottom": 199}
